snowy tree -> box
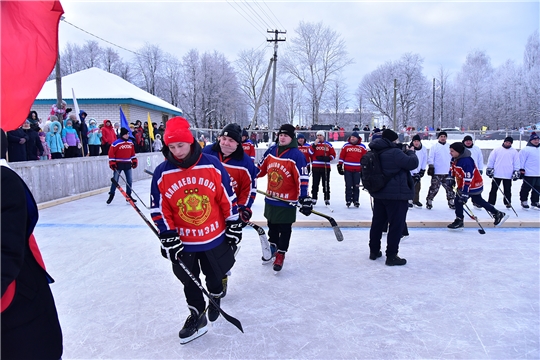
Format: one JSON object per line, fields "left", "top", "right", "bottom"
{"left": 179, "top": 49, "right": 202, "bottom": 127}
{"left": 161, "top": 53, "right": 182, "bottom": 107}
{"left": 235, "top": 48, "right": 269, "bottom": 127}
{"left": 523, "top": 30, "right": 540, "bottom": 125}
{"left": 81, "top": 40, "right": 103, "bottom": 69}
{"left": 133, "top": 44, "right": 165, "bottom": 96}
{"left": 60, "top": 42, "right": 84, "bottom": 75}
{"left": 282, "top": 21, "right": 353, "bottom": 125}
{"left": 323, "top": 77, "right": 349, "bottom": 126}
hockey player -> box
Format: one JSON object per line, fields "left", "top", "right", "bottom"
{"left": 257, "top": 124, "right": 311, "bottom": 272}
{"left": 462, "top": 135, "right": 484, "bottom": 174}
{"left": 241, "top": 129, "right": 255, "bottom": 162}
{"left": 426, "top": 131, "right": 455, "bottom": 209}
{"left": 202, "top": 123, "right": 258, "bottom": 295}
{"left": 309, "top": 130, "right": 336, "bottom": 206}
{"left": 409, "top": 134, "right": 427, "bottom": 208}
{"left": 486, "top": 137, "right": 520, "bottom": 208}
{"left": 150, "top": 116, "right": 241, "bottom": 343}
{"left": 296, "top": 133, "right": 311, "bottom": 173}
{"left": 337, "top": 131, "right": 367, "bottom": 207}
{"left": 106, "top": 128, "right": 137, "bottom": 204}
{"left": 518, "top": 132, "right": 540, "bottom": 210}
{"left": 447, "top": 142, "right": 508, "bottom": 230}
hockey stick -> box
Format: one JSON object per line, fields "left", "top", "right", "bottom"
{"left": 110, "top": 177, "right": 243, "bottom": 333}
{"left": 522, "top": 178, "right": 540, "bottom": 196}
{"left": 490, "top": 178, "right": 518, "bottom": 217}
{"left": 256, "top": 189, "right": 344, "bottom": 242}
{"left": 245, "top": 221, "right": 272, "bottom": 261}
{"left": 144, "top": 169, "right": 271, "bottom": 259}
{"left": 461, "top": 200, "right": 486, "bottom": 234}
{"left": 114, "top": 170, "right": 151, "bottom": 209}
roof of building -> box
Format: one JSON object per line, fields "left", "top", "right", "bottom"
{"left": 35, "top": 67, "right": 182, "bottom": 115}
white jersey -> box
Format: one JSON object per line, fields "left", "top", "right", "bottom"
{"left": 519, "top": 143, "right": 540, "bottom": 177}
{"left": 466, "top": 144, "right": 484, "bottom": 172}
{"left": 411, "top": 145, "right": 427, "bottom": 175}
{"left": 428, "top": 141, "right": 452, "bottom": 175}
{"left": 487, "top": 146, "right": 520, "bottom": 179}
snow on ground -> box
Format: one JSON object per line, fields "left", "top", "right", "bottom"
{"left": 34, "top": 164, "right": 539, "bottom": 359}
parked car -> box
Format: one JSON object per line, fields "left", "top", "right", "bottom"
{"left": 477, "top": 131, "right": 525, "bottom": 141}
{"left": 439, "top": 128, "right": 474, "bottom": 141}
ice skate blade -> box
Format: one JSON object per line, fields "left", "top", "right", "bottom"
{"left": 447, "top": 227, "right": 464, "bottom": 231}
{"left": 261, "top": 256, "right": 274, "bottom": 265}
{"left": 179, "top": 325, "right": 208, "bottom": 345}
{"left": 495, "top": 214, "right": 510, "bottom": 227}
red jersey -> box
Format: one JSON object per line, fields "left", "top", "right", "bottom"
{"left": 298, "top": 144, "right": 311, "bottom": 163}
{"left": 309, "top": 141, "right": 336, "bottom": 170}
{"left": 108, "top": 138, "right": 137, "bottom": 167}
{"left": 242, "top": 140, "right": 256, "bottom": 162}
{"left": 339, "top": 142, "right": 367, "bottom": 172}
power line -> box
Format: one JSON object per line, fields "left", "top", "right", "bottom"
{"left": 226, "top": 0, "right": 268, "bottom": 38}
{"left": 238, "top": 1, "right": 272, "bottom": 30}
{"left": 261, "top": 1, "right": 286, "bottom": 31}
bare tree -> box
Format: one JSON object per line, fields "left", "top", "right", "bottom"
{"left": 161, "top": 53, "right": 182, "bottom": 107}
{"left": 359, "top": 60, "right": 395, "bottom": 124}
{"left": 180, "top": 49, "right": 202, "bottom": 127}
{"left": 235, "top": 48, "right": 269, "bottom": 127}
{"left": 523, "top": 30, "right": 540, "bottom": 124}
{"left": 323, "top": 77, "right": 349, "bottom": 126}
{"left": 81, "top": 40, "right": 103, "bottom": 69}
{"left": 282, "top": 21, "right": 353, "bottom": 125}
{"left": 60, "top": 42, "right": 84, "bottom": 75}
{"left": 102, "top": 47, "right": 123, "bottom": 74}
{"left": 133, "top": 44, "right": 165, "bottom": 95}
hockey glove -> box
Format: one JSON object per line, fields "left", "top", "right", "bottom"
{"left": 512, "top": 170, "right": 520, "bottom": 181}
{"left": 238, "top": 205, "right": 252, "bottom": 224}
{"left": 427, "top": 165, "right": 434, "bottom": 176}
{"left": 225, "top": 218, "right": 243, "bottom": 246}
{"left": 337, "top": 163, "right": 344, "bottom": 175}
{"left": 317, "top": 155, "right": 331, "bottom": 162}
{"left": 445, "top": 176, "right": 456, "bottom": 188}
{"left": 486, "top": 168, "right": 494, "bottom": 178}
{"left": 131, "top": 158, "right": 138, "bottom": 169}
{"left": 159, "top": 231, "right": 183, "bottom": 264}
{"left": 418, "top": 169, "right": 425, "bottom": 178}
{"left": 109, "top": 161, "right": 117, "bottom": 171}
{"left": 519, "top": 169, "right": 525, "bottom": 179}
{"left": 299, "top": 196, "right": 313, "bottom": 216}
{"left": 458, "top": 192, "right": 469, "bottom": 203}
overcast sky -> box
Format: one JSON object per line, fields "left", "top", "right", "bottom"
{"left": 58, "top": 1, "right": 538, "bottom": 94}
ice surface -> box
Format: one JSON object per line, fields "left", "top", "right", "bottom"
{"left": 34, "top": 165, "right": 539, "bottom": 359}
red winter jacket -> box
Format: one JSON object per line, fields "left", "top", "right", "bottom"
{"left": 101, "top": 120, "right": 116, "bottom": 146}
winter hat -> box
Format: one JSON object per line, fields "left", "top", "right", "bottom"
{"left": 297, "top": 133, "right": 305, "bottom": 139}
{"left": 450, "top": 142, "right": 465, "bottom": 154}
{"left": 38, "top": 131, "right": 46, "bottom": 137}
{"left": 278, "top": 124, "right": 296, "bottom": 139}
{"left": 316, "top": 130, "right": 325, "bottom": 137}
{"left": 530, "top": 132, "right": 539, "bottom": 141}
{"left": 220, "top": 123, "right": 242, "bottom": 143}
{"left": 88, "top": 118, "right": 97, "bottom": 125}
{"left": 503, "top": 136, "right": 514, "bottom": 144}
{"left": 120, "top": 127, "right": 129, "bottom": 137}
{"left": 463, "top": 135, "right": 473, "bottom": 142}
{"left": 164, "top": 116, "right": 194, "bottom": 145}
{"left": 242, "top": 129, "right": 249, "bottom": 138}
{"left": 437, "top": 131, "right": 448, "bottom": 138}
{"left": 350, "top": 131, "right": 360, "bottom": 139}
{"left": 382, "top": 129, "right": 398, "bottom": 142}
{"left": 372, "top": 128, "right": 381, "bottom": 134}
{"left": 412, "top": 134, "right": 421, "bottom": 142}
{"left": 49, "top": 115, "right": 58, "bottom": 122}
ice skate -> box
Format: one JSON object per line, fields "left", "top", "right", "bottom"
{"left": 273, "top": 251, "right": 285, "bottom": 272}
{"left": 346, "top": 202, "right": 351, "bottom": 208}
{"left": 531, "top": 202, "right": 540, "bottom": 211}
{"left": 385, "top": 255, "right": 407, "bottom": 266}
{"left": 521, "top": 201, "right": 529, "bottom": 210}
{"left": 354, "top": 202, "right": 360, "bottom": 208}
{"left": 207, "top": 293, "right": 222, "bottom": 322}
{"left": 179, "top": 308, "right": 208, "bottom": 344}
{"left": 106, "top": 193, "right": 114, "bottom": 204}
{"left": 447, "top": 218, "right": 464, "bottom": 231}
{"left": 413, "top": 201, "right": 423, "bottom": 208}
{"left": 493, "top": 211, "right": 509, "bottom": 227}
{"left": 426, "top": 199, "right": 433, "bottom": 210}
{"left": 262, "top": 243, "right": 277, "bottom": 265}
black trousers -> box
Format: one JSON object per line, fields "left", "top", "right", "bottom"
{"left": 369, "top": 199, "right": 409, "bottom": 258}
{"left": 172, "top": 240, "right": 234, "bottom": 313}
{"left": 268, "top": 221, "right": 293, "bottom": 252}
{"left": 311, "top": 168, "right": 331, "bottom": 200}
{"left": 520, "top": 176, "right": 540, "bottom": 204}
{"left": 488, "top": 177, "right": 512, "bottom": 206}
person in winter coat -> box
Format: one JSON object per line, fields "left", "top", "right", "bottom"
{"left": 38, "top": 132, "right": 51, "bottom": 160}
{"left": 367, "top": 129, "right": 418, "bottom": 266}
{"left": 61, "top": 119, "right": 81, "bottom": 158}
{"left": 447, "top": 142, "right": 508, "bottom": 230}
{"left": 1, "top": 130, "right": 63, "bottom": 359}
{"left": 150, "top": 116, "right": 239, "bottom": 343}
{"left": 78, "top": 110, "right": 89, "bottom": 156}
{"left": 46, "top": 119, "right": 64, "bottom": 159}
{"left": 22, "top": 120, "right": 43, "bottom": 161}
{"left": 106, "top": 128, "right": 137, "bottom": 204}
{"left": 409, "top": 134, "right": 428, "bottom": 208}
{"left": 518, "top": 132, "right": 540, "bottom": 210}
{"left": 6, "top": 127, "right": 28, "bottom": 162}
{"left": 486, "top": 137, "right": 520, "bottom": 208}
{"left": 426, "top": 131, "right": 455, "bottom": 209}
{"left": 100, "top": 119, "right": 116, "bottom": 156}
{"left": 27, "top": 110, "right": 41, "bottom": 132}
{"left": 48, "top": 100, "right": 71, "bottom": 121}
{"left": 87, "top": 118, "right": 102, "bottom": 156}
{"left": 337, "top": 131, "right": 367, "bottom": 207}
{"left": 153, "top": 133, "right": 163, "bottom": 152}
{"left": 257, "top": 124, "right": 311, "bottom": 272}
{"left": 309, "top": 130, "right": 336, "bottom": 205}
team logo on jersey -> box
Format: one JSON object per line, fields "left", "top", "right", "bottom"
{"left": 177, "top": 188, "right": 211, "bottom": 226}
{"left": 268, "top": 169, "right": 283, "bottom": 190}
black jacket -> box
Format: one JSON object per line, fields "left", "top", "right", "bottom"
{"left": 23, "top": 128, "right": 43, "bottom": 161}
{"left": 6, "top": 128, "right": 28, "bottom": 162}
{"left": 368, "top": 138, "right": 418, "bottom": 201}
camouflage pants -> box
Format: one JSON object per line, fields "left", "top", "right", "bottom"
{"left": 426, "top": 174, "right": 456, "bottom": 201}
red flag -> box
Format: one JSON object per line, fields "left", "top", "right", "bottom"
{"left": 1, "top": 1, "right": 64, "bottom": 131}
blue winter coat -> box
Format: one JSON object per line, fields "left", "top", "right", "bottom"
{"left": 46, "top": 121, "right": 64, "bottom": 153}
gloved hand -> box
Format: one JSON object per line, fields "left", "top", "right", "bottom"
{"left": 413, "top": 174, "right": 421, "bottom": 183}
{"left": 77, "top": 143, "right": 82, "bottom": 149}
{"left": 238, "top": 205, "right": 252, "bottom": 223}
{"left": 225, "top": 218, "right": 243, "bottom": 246}
{"left": 65, "top": 108, "right": 72, "bottom": 113}
{"left": 486, "top": 168, "right": 494, "bottom": 178}
{"left": 445, "top": 176, "right": 456, "bottom": 188}
{"left": 19, "top": 138, "right": 26, "bottom": 144}
{"left": 418, "top": 169, "right": 425, "bottom": 178}
{"left": 64, "top": 143, "right": 69, "bottom": 149}
{"left": 519, "top": 169, "right": 525, "bottom": 179}
{"left": 299, "top": 196, "right": 313, "bottom": 216}
{"left": 337, "top": 163, "right": 344, "bottom": 175}
{"left": 458, "top": 192, "right": 469, "bottom": 203}
{"left": 427, "top": 165, "right": 434, "bottom": 176}
{"left": 109, "top": 161, "right": 117, "bottom": 171}
{"left": 131, "top": 158, "right": 138, "bottom": 169}
{"left": 512, "top": 170, "right": 520, "bottom": 181}
{"left": 159, "top": 231, "right": 183, "bottom": 263}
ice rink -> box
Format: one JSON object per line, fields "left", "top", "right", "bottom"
{"left": 34, "top": 169, "right": 539, "bottom": 359}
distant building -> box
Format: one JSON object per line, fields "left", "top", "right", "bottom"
{"left": 33, "top": 67, "right": 182, "bottom": 125}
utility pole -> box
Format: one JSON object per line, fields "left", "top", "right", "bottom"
{"left": 267, "top": 29, "right": 286, "bottom": 132}
{"left": 432, "top": 78, "right": 435, "bottom": 130}
{"left": 393, "top": 78, "right": 397, "bottom": 130}
{"left": 287, "top": 83, "right": 297, "bottom": 124}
